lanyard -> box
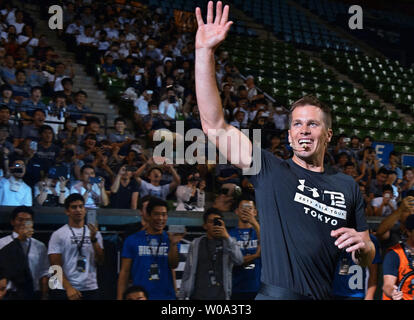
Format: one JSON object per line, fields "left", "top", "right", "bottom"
{"left": 145, "top": 231, "right": 162, "bottom": 259}
{"left": 69, "top": 226, "right": 86, "bottom": 256}
{"left": 238, "top": 229, "right": 252, "bottom": 250}
{"left": 205, "top": 237, "right": 222, "bottom": 271}
{"left": 11, "top": 234, "right": 31, "bottom": 259}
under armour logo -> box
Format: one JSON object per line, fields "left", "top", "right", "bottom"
{"left": 297, "top": 180, "right": 320, "bottom": 198}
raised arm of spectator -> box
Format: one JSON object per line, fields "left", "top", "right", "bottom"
{"left": 134, "top": 157, "right": 154, "bottom": 185}
{"left": 98, "top": 178, "right": 109, "bottom": 207}
{"left": 376, "top": 196, "right": 414, "bottom": 240}
{"left": 195, "top": 1, "right": 252, "bottom": 169}
{"left": 166, "top": 164, "right": 181, "bottom": 192}
{"left": 111, "top": 166, "right": 125, "bottom": 193}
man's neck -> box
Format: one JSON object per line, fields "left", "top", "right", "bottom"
{"left": 151, "top": 181, "right": 160, "bottom": 186}
{"left": 68, "top": 219, "right": 84, "bottom": 228}
{"left": 146, "top": 226, "right": 163, "bottom": 235}
{"left": 40, "top": 141, "right": 52, "bottom": 148}
{"left": 292, "top": 155, "right": 324, "bottom": 173}
{"left": 238, "top": 220, "right": 252, "bottom": 229}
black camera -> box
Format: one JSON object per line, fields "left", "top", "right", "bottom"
{"left": 10, "top": 167, "right": 23, "bottom": 174}
{"left": 213, "top": 217, "right": 222, "bottom": 226}
{"left": 219, "top": 187, "right": 229, "bottom": 195}
{"left": 127, "top": 166, "right": 138, "bottom": 172}
{"left": 168, "top": 95, "right": 176, "bottom": 104}
{"left": 188, "top": 176, "right": 201, "bottom": 182}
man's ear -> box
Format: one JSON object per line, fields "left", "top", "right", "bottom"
{"left": 326, "top": 128, "right": 333, "bottom": 143}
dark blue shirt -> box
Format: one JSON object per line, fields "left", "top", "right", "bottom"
{"left": 248, "top": 148, "right": 368, "bottom": 299}
{"left": 121, "top": 230, "right": 176, "bottom": 300}
{"left": 229, "top": 227, "right": 261, "bottom": 293}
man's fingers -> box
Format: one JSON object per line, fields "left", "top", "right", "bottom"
{"left": 206, "top": 1, "right": 214, "bottom": 24}
{"left": 214, "top": 1, "right": 222, "bottom": 24}
{"left": 331, "top": 227, "right": 348, "bottom": 238}
{"left": 196, "top": 7, "right": 204, "bottom": 27}
{"left": 221, "top": 4, "right": 230, "bottom": 25}
{"left": 345, "top": 241, "right": 364, "bottom": 253}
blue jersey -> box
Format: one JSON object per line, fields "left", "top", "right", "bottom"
{"left": 229, "top": 227, "right": 261, "bottom": 293}
{"left": 121, "top": 230, "right": 176, "bottom": 300}
{"left": 332, "top": 234, "right": 382, "bottom": 298}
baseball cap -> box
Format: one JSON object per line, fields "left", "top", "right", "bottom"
{"left": 405, "top": 214, "right": 414, "bottom": 232}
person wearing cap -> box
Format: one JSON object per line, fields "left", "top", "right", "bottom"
{"left": 0, "top": 206, "right": 49, "bottom": 300}
{"left": 383, "top": 214, "right": 414, "bottom": 300}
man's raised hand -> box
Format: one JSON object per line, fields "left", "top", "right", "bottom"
{"left": 195, "top": 1, "right": 233, "bottom": 51}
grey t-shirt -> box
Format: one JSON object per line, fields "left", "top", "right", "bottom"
{"left": 191, "top": 237, "right": 225, "bottom": 300}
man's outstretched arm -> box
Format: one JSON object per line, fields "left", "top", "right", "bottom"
{"left": 195, "top": 1, "right": 252, "bottom": 169}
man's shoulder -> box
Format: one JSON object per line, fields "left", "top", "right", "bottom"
{"left": 50, "top": 224, "right": 69, "bottom": 238}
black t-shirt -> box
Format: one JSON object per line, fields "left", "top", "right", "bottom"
{"left": 110, "top": 179, "right": 139, "bottom": 209}
{"left": 248, "top": 148, "right": 368, "bottom": 300}
{"left": 191, "top": 237, "right": 225, "bottom": 300}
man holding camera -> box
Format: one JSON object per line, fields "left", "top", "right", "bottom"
{"left": 176, "top": 170, "right": 206, "bottom": 211}
{"left": 158, "top": 88, "right": 182, "bottom": 121}
{"left": 0, "top": 206, "right": 49, "bottom": 300}
{"left": 229, "top": 197, "right": 261, "bottom": 300}
{"left": 0, "top": 159, "right": 32, "bottom": 206}
{"left": 110, "top": 165, "right": 139, "bottom": 209}
{"left": 178, "top": 208, "right": 243, "bottom": 300}
{"left": 69, "top": 164, "right": 109, "bottom": 208}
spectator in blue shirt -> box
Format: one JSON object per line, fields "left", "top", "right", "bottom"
{"left": 229, "top": 195, "right": 261, "bottom": 300}
{"left": 0, "top": 84, "right": 17, "bottom": 112}
{"left": 67, "top": 90, "right": 91, "bottom": 120}
{"left": 332, "top": 233, "right": 382, "bottom": 300}
{"left": 21, "top": 86, "right": 46, "bottom": 118}
{"left": 11, "top": 70, "right": 31, "bottom": 103}
{"left": 101, "top": 54, "right": 117, "bottom": 77}
{"left": 0, "top": 55, "right": 16, "bottom": 85}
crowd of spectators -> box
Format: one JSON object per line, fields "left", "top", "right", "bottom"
{"left": 0, "top": 0, "right": 413, "bottom": 301}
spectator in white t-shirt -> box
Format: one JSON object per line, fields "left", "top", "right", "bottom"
{"left": 69, "top": 165, "right": 109, "bottom": 208}
{"left": 10, "top": 10, "right": 24, "bottom": 34}
{"left": 133, "top": 89, "right": 153, "bottom": 118}
{"left": 371, "top": 184, "right": 397, "bottom": 217}
{"left": 159, "top": 89, "right": 181, "bottom": 120}
{"left": 48, "top": 193, "right": 104, "bottom": 300}
{"left": 134, "top": 157, "right": 181, "bottom": 200}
